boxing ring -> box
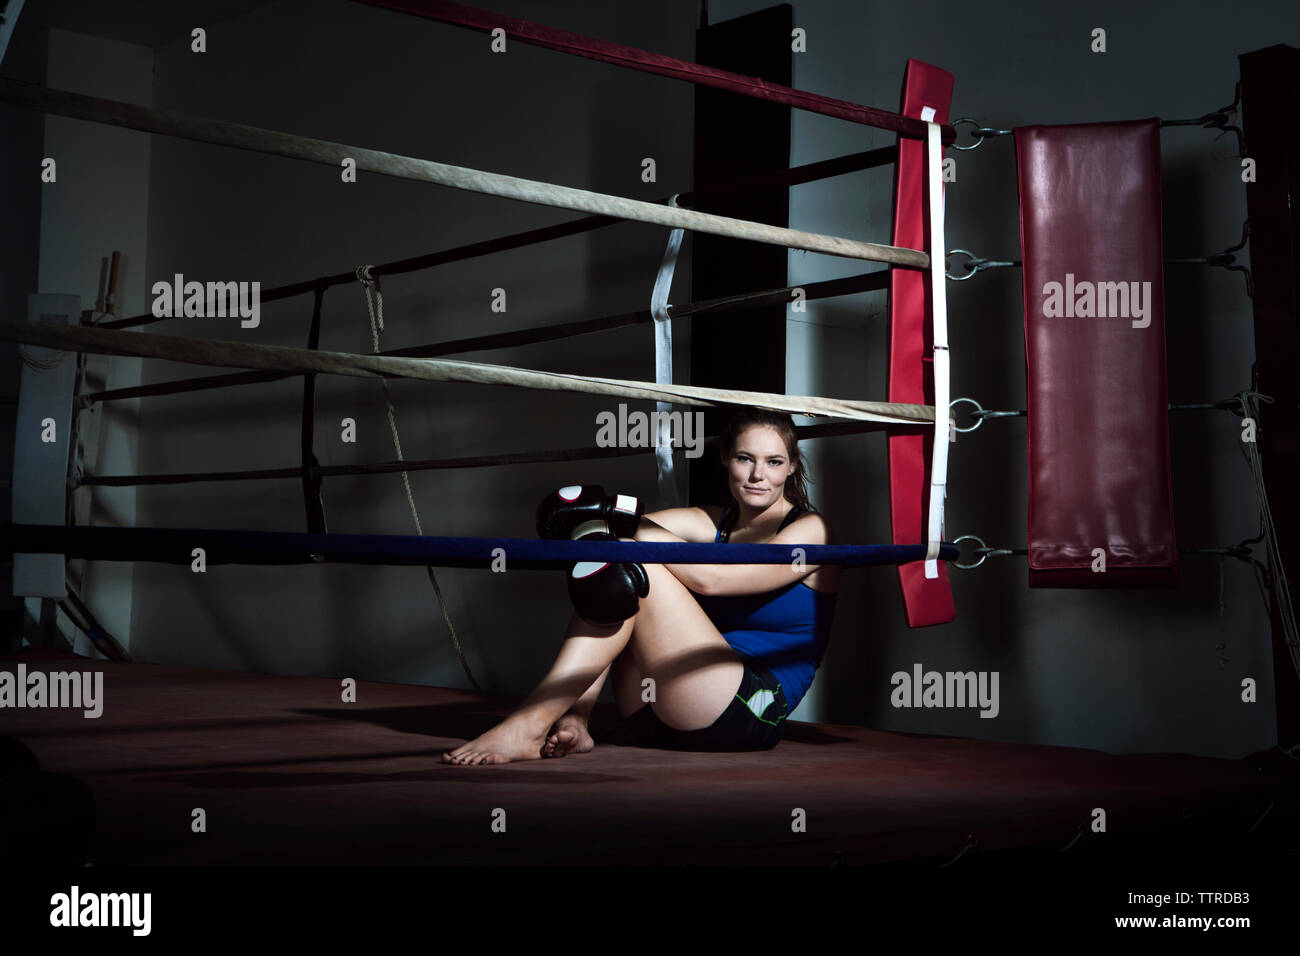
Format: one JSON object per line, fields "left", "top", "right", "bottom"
{"left": 4, "top": 644, "right": 1292, "bottom": 867}
{"left": 2, "top": 0, "right": 1299, "bottom": 877}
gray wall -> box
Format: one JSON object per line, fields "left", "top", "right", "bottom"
{"left": 4, "top": 26, "right": 150, "bottom": 654}
{"left": 133, "top": 0, "right": 698, "bottom": 698}
{"left": 14, "top": 0, "right": 1299, "bottom": 757}
{"left": 0, "top": 13, "right": 44, "bottom": 601}
{"left": 37, "top": 28, "right": 151, "bottom": 659}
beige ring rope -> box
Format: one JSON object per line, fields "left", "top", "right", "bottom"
{"left": 0, "top": 318, "right": 937, "bottom": 426}
{"left": 0, "top": 79, "right": 929, "bottom": 271}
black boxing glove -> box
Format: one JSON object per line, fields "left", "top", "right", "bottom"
{"left": 567, "top": 532, "right": 650, "bottom": 627}
{"left": 536, "top": 484, "right": 643, "bottom": 540}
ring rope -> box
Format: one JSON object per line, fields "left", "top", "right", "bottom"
{"left": 74, "top": 420, "right": 900, "bottom": 489}
{"left": 361, "top": 0, "right": 954, "bottom": 144}
{"left": 80, "top": 269, "right": 893, "bottom": 407}
{"left": 1, "top": 317, "right": 936, "bottom": 426}
{"left": 0, "top": 79, "right": 930, "bottom": 271}
{"left": 100, "top": 147, "right": 900, "bottom": 332}
{"left": 1, "top": 524, "right": 961, "bottom": 568}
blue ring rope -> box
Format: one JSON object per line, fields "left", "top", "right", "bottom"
{"left": 2, "top": 524, "right": 959, "bottom": 569}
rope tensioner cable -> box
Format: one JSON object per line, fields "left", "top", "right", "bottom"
{"left": 947, "top": 395, "right": 1263, "bottom": 434}
{"left": 1159, "top": 85, "right": 1246, "bottom": 155}
{"left": 951, "top": 535, "right": 1019, "bottom": 570}
{"left": 949, "top": 118, "right": 1012, "bottom": 151}
{"left": 1166, "top": 221, "right": 1253, "bottom": 297}
{"left": 952, "top": 532, "right": 1270, "bottom": 574}
{"left": 951, "top": 89, "right": 1244, "bottom": 153}
{"left": 945, "top": 249, "right": 1020, "bottom": 281}
{"left": 946, "top": 234, "right": 1251, "bottom": 292}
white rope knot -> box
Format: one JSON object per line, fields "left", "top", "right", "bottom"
{"left": 356, "top": 264, "right": 384, "bottom": 340}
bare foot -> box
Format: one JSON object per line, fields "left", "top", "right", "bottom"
{"left": 542, "top": 715, "right": 595, "bottom": 758}
{"left": 441, "top": 717, "right": 549, "bottom": 766}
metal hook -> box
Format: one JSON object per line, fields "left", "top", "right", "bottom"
{"left": 949, "top": 118, "right": 1012, "bottom": 151}
{"left": 952, "top": 535, "right": 1021, "bottom": 570}
{"left": 1160, "top": 91, "right": 1247, "bottom": 157}
{"left": 945, "top": 249, "right": 1021, "bottom": 281}
{"left": 1166, "top": 221, "right": 1253, "bottom": 296}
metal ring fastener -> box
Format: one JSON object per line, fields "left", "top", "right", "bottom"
{"left": 953, "top": 534, "right": 990, "bottom": 569}
{"left": 949, "top": 397, "right": 985, "bottom": 434}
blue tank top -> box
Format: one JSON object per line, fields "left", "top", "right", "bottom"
{"left": 693, "top": 502, "right": 838, "bottom": 711}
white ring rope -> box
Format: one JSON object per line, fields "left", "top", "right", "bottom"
{"left": 0, "top": 317, "right": 937, "bottom": 427}
{"left": 0, "top": 79, "right": 929, "bottom": 271}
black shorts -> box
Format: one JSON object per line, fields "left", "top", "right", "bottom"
{"left": 621, "top": 660, "right": 788, "bottom": 752}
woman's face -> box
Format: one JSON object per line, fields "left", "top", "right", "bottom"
{"left": 723, "top": 425, "right": 795, "bottom": 510}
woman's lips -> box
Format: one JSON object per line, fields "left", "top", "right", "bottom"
{"left": 744, "top": 487, "right": 766, "bottom": 493}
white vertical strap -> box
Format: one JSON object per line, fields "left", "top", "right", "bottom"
{"left": 651, "top": 197, "right": 684, "bottom": 507}
{"left": 922, "top": 111, "right": 950, "bottom": 579}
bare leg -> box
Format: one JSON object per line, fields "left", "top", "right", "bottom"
{"left": 541, "top": 663, "right": 607, "bottom": 757}
{"left": 442, "top": 613, "right": 629, "bottom": 765}
{"left": 442, "top": 561, "right": 742, "bottom": 765}
{"left": 612, "top": 646, "right": 647, "bottom": 718}
{"left": 543, "top": 644, "right": 641, "bottom": 757}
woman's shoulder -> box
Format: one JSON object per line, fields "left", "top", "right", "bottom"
{"left": 785, "top": 507, "right": 833, "bottom": 537}
{"left": 697, "top": 504, "right": 727, "bottom": 538}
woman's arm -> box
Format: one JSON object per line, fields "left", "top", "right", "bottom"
{"left": 638, "top": 507, "right": 716, "bottom": 542}
{"left": 636, "top": 511, "right": 832, "bottom": 597}
{"left": 633, "top": 515, "right": 712, "bottom": 593}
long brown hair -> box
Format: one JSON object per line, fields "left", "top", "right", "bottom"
{"left": 717, "top": 408, "right": 816, "bottom": 513}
